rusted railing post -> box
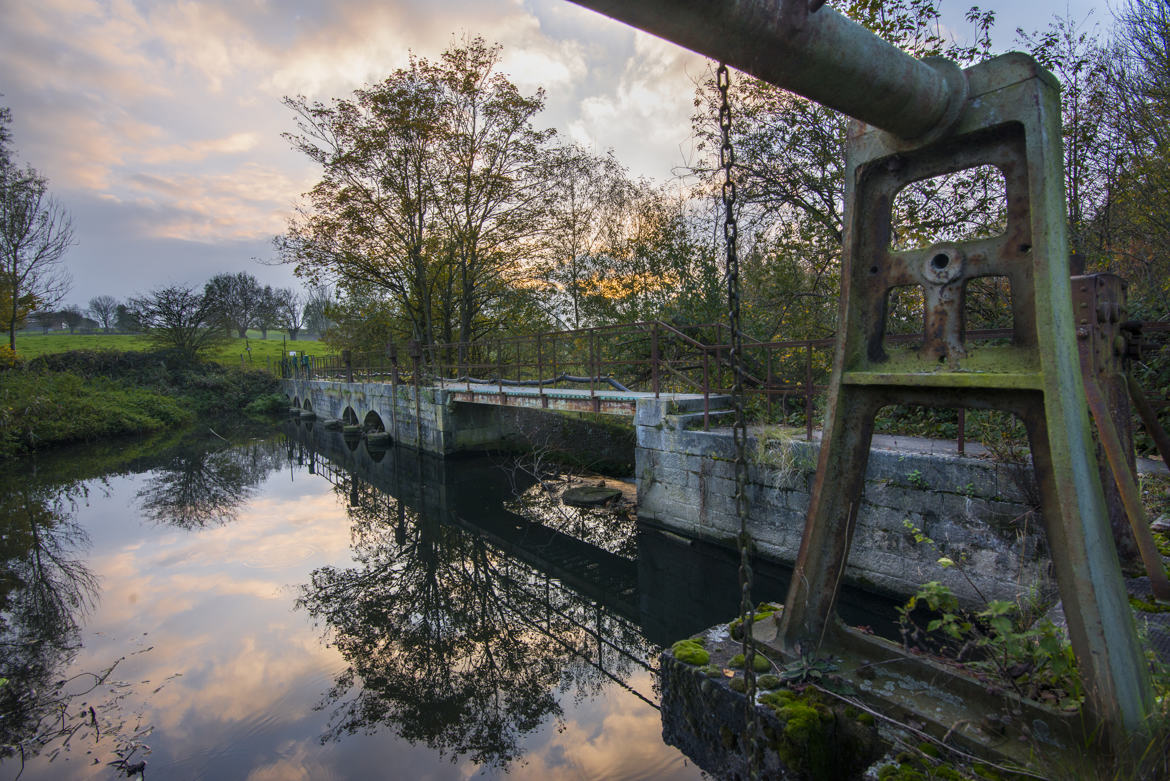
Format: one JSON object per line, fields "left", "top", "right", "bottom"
{"left": 408, "top": 339, "right": 422, "bottom": 448}
{"left": 702, "top": 349, "right": 710, "bottom": 431}
{"left": 957, "top": 408, "right": 966, "bottom": 455}
{"left": 388, "top": 343, "right": 399, "bottom": 439}
{"left": 804, "top": 343, "right": 813, "bottom": 441}
{"left": 651, "top": 322, "right": 660, "bottom": 398}
{"left": 343, "top": 349, "right": 353, "bottom": 383}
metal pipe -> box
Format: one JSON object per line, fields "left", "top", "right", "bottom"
{"left": 566, "top": 0, "right": 966, "bottom": 141}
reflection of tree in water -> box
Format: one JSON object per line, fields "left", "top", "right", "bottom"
{"left": 0, "top": 480, "right": 98, "bottom": 761}
{"left": 505, "top": 480, "right": 638, "bottom": 559}
{"left": 136, "top": 436, "right": 287, "bottom": 528}
{"left": 298, "top": 470, "right": 656, "bottom": 770}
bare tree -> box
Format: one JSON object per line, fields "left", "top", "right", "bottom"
{"left": 274, "top": 288, "right": 304, "bottom": 340}
{"left": 303, "top": 284, "right": 333, "bottom": 338}
{"left": 203, "top": 272, "right": 263, "bottom": 338}
{"left": 88, "top": 295, "right": 117, "bottom": 332}
{"left": 129, "top": 285, "right": 226, "bottom": 361}
{"left": 0, "top": 164, "right": 73, "bottom": 349}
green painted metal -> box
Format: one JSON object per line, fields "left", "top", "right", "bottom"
{"left": 566, "top": 0, "right": 963, "bottom": 141}
{"left": 776, "top": 53, "right": 1154, "bottom": 743}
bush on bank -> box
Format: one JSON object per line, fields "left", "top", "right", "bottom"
{"left": 0, "top": 349, "right": 284, "bottom": 459}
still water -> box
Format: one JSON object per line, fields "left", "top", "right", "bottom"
{"left": 0, "top": 419, "right": 813, "bottom": 780}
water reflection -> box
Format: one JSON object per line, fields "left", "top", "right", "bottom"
{"left": 0, "top": 481, "right": 98, "bottom": 764}
{"left": 293, "top": 424, "right": 659, "bottom": 770}
{"left": 137, "top": 436, "right": 289, "bottom": 529}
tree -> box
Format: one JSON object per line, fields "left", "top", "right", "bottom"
{"left": 431, "top": 36, "right": 553, "bottom": 348}
{"left": 687, "top": 1, "right": 997, "bottom": 340}
{"left": 203, "top": 271, "right": 263, "bottom": 338}
{"left": 87, "top": 295, "right": 118, "bottom": 332}
{"left": 1093, "top": 0, "right": 1170, "bottom": 318}
{"left": 114, "top": 303, "right": 141, "bottom": 333}
{"left": 280, "top": 36, "right": 553, "bottom": 348}
{"left": 538, "top": 145, "right": 634, "bottom": 329}
{"left": 273, "top": 287, "right": 304, "bottom": 340}
{"left": 280, "top": 54, "right": 448, "bottom": 345}
{"left": 0, "top": 106, "right": 74, "bottom": 349}
{"left": 27, "top": 309, "right": 55, "bottom": 335}
{"left": 57, "top": 305, "right": 83, "bottom": 334}
{"left": 255, "top": 285, "right": 280, "bottom": 340}
{"left": 303, "top": 285, "right": 333, "bottom": 338}
{"left": 1019, "top": 15, "right": 1114, "bottom": 265}
{"left": 129, "top": 285, "right": 226, "bottom": 360}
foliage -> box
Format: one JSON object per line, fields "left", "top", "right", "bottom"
{"left": 0, "top": 349, "right": 284, "bottom": 457}
{"left": 0, "top": 368, "right": 192, "bottom": 458}
{"left": 897, "top": 520, "right": 1082, "bottom": 708}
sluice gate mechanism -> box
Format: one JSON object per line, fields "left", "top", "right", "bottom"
{"left": 568, "top": 0, "right": 1160, "bottom": 771}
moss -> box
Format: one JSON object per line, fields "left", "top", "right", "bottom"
{"left": 1130, "top": 595, "right": 1170, "bottom": 613}
{"left": 757, "top": 674, "right": 782, "bottom": 690}
{"left": 857, "top": 712, "right": 875, "bottom": 727}
{"left": 699, "top": 664, "right": 723, "bottom": 678}
{"left": 728, "top": 603, "right": 782, "bottom": 639}
{"left": 971, "top": 764, "right": 1002, "bottom": 781}
{"left": 760, "top": 689, "right": 795, "bottom": 708}
{"left": 918, "top": 742, "right": 941, "bottom": 758}
{"left": 727, "top": 652, "right": 772, "bottom": 673}
{"left": 671, "top": 639, "right": 710, "bottom": 666}
{"left": 729, "top": 677, "right": 747, "bottom": 693}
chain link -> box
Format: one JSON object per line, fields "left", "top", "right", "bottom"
{"left": 717, "top": 61, "right": 762, "bottom": 779}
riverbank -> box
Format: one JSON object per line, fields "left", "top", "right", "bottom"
{"left": 0, "top": 349, "right": 286, "bottom": 459}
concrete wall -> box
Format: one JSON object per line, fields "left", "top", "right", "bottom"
{"left": 634, "top": 399, "right": 1050, "bottom": 606}
{"left": 281, "top": 378, "right": 516, "bottom": 454}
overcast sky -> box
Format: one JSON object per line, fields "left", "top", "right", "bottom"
{"left": 0, "top": 0, "right": 1112, "bottom": 310}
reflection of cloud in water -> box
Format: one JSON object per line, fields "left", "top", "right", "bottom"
{"left": 73, "top": 487, "right": 354, "bottom": 738}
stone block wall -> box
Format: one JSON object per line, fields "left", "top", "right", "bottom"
{"left": 635, "top": 402, "right": 1050, "bottom": 606}
{"left": 281, "top": 379, "right": 517, "bottom": 455}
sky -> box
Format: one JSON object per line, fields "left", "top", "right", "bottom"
{"left": 0, "top": 0, "right": 1113, "bottom": 311}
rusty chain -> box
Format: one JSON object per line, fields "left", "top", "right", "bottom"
{"left": 718, "top": 61, "right": 762, "bottom": 779}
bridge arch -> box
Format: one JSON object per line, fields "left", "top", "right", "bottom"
{"left": 342, "top": 406, "right": 359, "bottom": 426}
{"left": 302, "top": 399, "right": 313, "bottom": 412}
{"left": 363, "top": 410, "right": 386, "bottom": 432}
{"left": 292, "top": 396, "right": 300, "bottom": 409}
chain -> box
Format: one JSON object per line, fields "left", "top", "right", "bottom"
{"left": 718, "top": 61, "right": 761, "bottom": 779}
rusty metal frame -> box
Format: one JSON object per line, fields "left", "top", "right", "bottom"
{"left": 776, "top": 53, "right": 1154, "bottom": 742}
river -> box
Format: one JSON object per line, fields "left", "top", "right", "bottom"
{"left": 0, "top": 418, "right": 836, "bottom": 780}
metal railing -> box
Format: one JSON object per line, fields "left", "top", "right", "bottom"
{"left": 273, "top": 319, "right": 1170, "bottom": 453}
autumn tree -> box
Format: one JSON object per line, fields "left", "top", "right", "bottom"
{"left": 279, "top": 52, "right": 448, "bottom": 345}
{"left": 280, "top": 36, "right": 553, "bottom": 350}
{"left": 0, "top": 105, "right": 73, "bottom": 349}
{"left": 538, "top": 145, "right": 634, "bottom": 328}
{"left": 430, "top": 36, "right": 553, "bottom": 348}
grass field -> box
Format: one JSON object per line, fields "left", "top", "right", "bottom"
{"left": 11, "top": 331, "right": 335, "bottom": 368}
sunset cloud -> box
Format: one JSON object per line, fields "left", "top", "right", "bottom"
{"left": 0, "top": 0, "right": 1109, "bottom": 303}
